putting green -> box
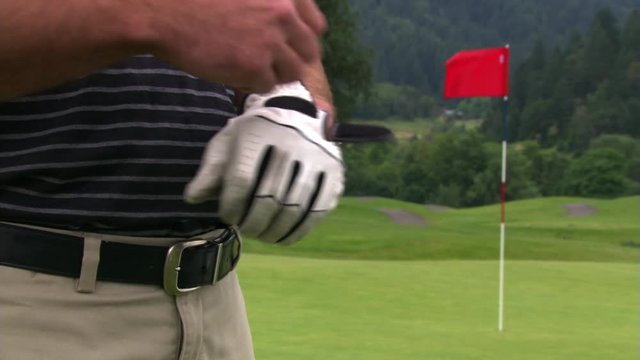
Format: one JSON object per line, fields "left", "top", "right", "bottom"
{"left": 238, "top": 254, "right": 638, "bottom": 360}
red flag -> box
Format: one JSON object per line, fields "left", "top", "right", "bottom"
{"left": 444, "top": 46, "right": 510, "bottom": 99}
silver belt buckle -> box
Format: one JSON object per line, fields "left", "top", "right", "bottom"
{"left": 163, "top": 239, "right": 223, "bottom": 296}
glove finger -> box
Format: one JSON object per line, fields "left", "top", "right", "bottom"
{"left": 258, "top": 166, "right": 321, "bottom": 244}
{"left": 184, "top": 130, "right": 233, "bottom": 204}
{"left": 239, "top": 149, "right": 292, "bottom": 236}
{"left": 275, "top": 211, "right": 326, "bottom": 246}
{"left": 220, "top": 143, "right": 274, "bottom": 226}
{"left": 276, "top": 170, "right": 344, "bottom": 245}
{"left": 312, "top": 170, "right": 344, "bottom": 212}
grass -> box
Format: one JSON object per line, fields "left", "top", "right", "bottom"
{"left": 243, "top": 196, "right": 640, "bottom": 263}
{"left": 238, "top": 196, "right": 639, "bottom": 359}
{"left": 239, "top": 256, "right": 638, "bottom": 360}
{"left": 351, "top": 117, "right": 482, "bottom": 139}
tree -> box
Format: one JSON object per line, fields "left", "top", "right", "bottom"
{"left": 584, "top": 9, "right": 621, "bottom": 92}
{"left": 621, "top": 10, "right": 640, "bottom": 60}
{"left": 520, "top": 141, "right": 570, "bottom": 196}
{"left": 318, "top": 0, "right": 373, "bottom": 119}
{"left": 589, "top": 135, "right": 640, "bottom": 190}
{"left": 564, "top": 148, "right": 629, "bottom": 197}
{"left": 494, "top": 7, "right": 640, "bottom": 153}
{"left": 349, "top": 0, "right": 640, "bottom": 99}
{"left": 353, "top": 82, "right": 438, "bottom": 120}
{"left": 420, "top": 131, "right": 494, "bottom": 206}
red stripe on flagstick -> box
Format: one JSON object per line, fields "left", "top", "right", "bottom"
{"left": 500, "top": 182, "right": 507, "bottom": 223}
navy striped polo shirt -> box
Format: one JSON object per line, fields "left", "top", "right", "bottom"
{"left": 0, "top": 55, "right": 235, "bottom": 237}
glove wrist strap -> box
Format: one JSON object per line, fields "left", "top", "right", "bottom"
{"left": 263, "top": 96, "right": 317, "bottom": 118}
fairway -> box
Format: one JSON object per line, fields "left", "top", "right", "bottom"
{"left": 243, "top": 196, "right": 640, "bottom": 263}
{"left": 239, "top": 196, "right": 638, "bottom": 359}
{"left": 238, "top": 255, "right": 637, "bottom": 360}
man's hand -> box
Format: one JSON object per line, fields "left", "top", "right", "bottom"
{"left": 185, "top": 82, "right": 344, "bottom": 245}
{"left": 0, "top": 0, "right": 326, "bottom": 99}
{"left": 153, "top": 0, "right": 326, "bottom": 93}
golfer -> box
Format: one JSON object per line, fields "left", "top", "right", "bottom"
{"left": 0, "top": 0, "right": 344, "bottom": 359}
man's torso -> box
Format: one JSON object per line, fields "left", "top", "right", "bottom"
{"left": 0, "top": 55, "right": 235, "bottom": 236}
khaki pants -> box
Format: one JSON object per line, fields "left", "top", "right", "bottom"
{"left": 0, "top": 241, "right": 254, "bottom": 360}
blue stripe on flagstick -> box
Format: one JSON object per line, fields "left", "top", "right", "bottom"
{"left": 502, "top": 97, "right": 509, "bottom": 143}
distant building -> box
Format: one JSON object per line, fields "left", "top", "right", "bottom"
{"left": 443, "top": 109, "right": 464, "bottom": 119}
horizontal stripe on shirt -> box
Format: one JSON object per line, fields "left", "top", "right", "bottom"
{"left": 97, "top": 68, "right": 200, "bottom": 79}
{"left": 0, "top": 55, "right": 235, "bottom": 236}
{"left": 32, "top": 176, "right": 193, "bottom": 184}
{"left": 0, "top": 159, "right": 202, "bottom": 175}
{"left": 0, "top": 140, "right": 208, "bottom": 158}
{"left": 6, "top": 86, "right": 232, "bottom": 103}
{"left": 0, "top": 104, "right": 236, "bottom": 121}
{"left": 0, "top": 122, "right": 222, "bottom": 140}
{"left": 1, "top": 186, "right": 185, "bottom": 201}
{"left": 0, "top": 201, "right": 217, "bottom": 218}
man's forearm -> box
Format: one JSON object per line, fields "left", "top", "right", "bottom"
{"left": 0, "top": 0, "right": 326, "bottom": 100}
{"left": 302, "top": 60, "right": 336, "bottom": 135}
{"left": 302, "top": 60, "right": 334, "bottom": 112}
{"left": 0, "top": 0, "right": 155, "bottom": 99}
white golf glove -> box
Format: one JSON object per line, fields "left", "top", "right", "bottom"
{"left": 185, "top": 82, "right": 344, "bottom": 245}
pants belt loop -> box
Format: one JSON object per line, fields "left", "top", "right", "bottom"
{"left": 75, "top": 235, "right": 102, "bottom": 294}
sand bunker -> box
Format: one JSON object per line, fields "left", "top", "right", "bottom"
{"left": 379, "top": 209, "right": 429, "bottom": 226}
{"left": 564, "top": 203, "right": 597, "bottom": 217}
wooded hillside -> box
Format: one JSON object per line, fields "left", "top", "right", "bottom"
{"left": 349, "top": 0, "right": 639, "bottom": 94}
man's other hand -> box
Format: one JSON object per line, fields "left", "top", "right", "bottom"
{"left": 152, "top": 0, "right": 326, "bottom": 93}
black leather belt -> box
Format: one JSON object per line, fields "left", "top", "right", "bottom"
{"left": 0, "top": 223, "right": 241, "bottom": 295}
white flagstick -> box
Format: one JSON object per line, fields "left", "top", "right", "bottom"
{"left": 499, "top": 223, "right": 506, "bottom": 332}
{"left": 499, "top": 93, "right": 509, "bottom": 332}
